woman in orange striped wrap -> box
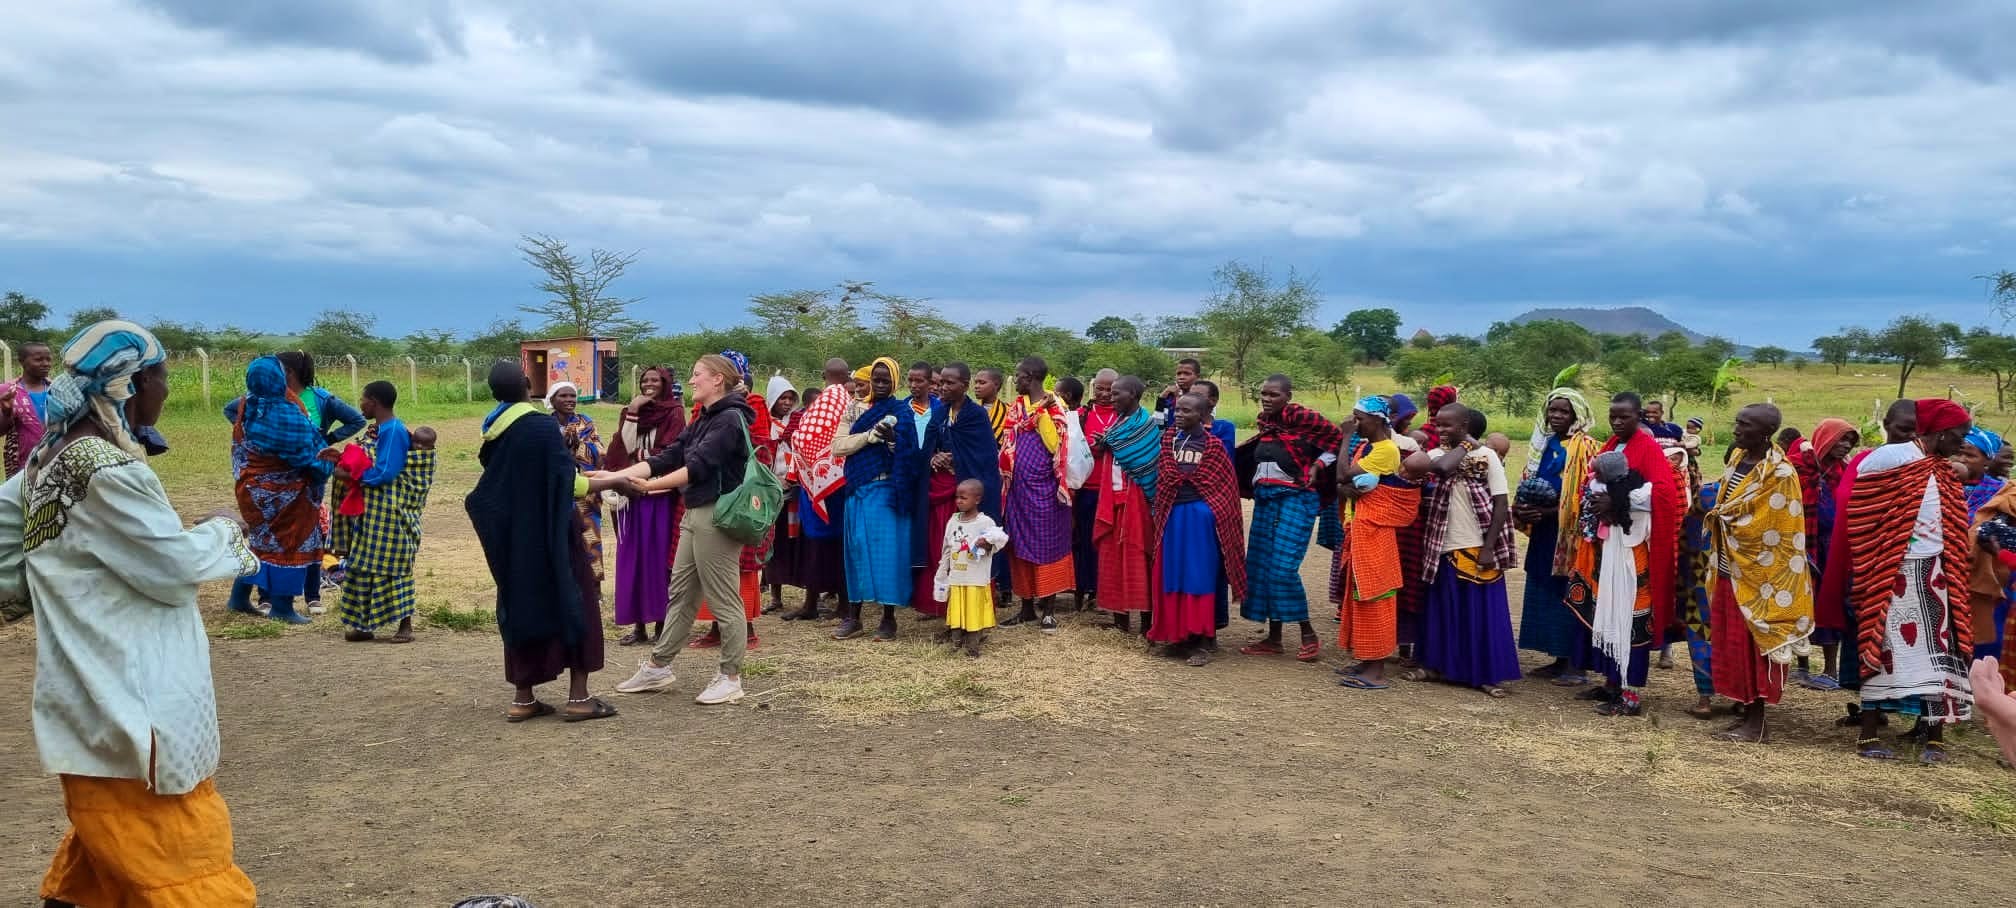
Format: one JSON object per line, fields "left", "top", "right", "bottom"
{"left": 1335, "top": 395, "right": 1420, "bottom": 690}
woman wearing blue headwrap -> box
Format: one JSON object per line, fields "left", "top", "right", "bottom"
{"left": 1961, "top": 426, "right": 2005, "bottom": 519}
{"left": 225, "top": 355, "right": 336, "bottom": 623}
{"left": 0, "top": 321, "right": 261, "bottom": 905}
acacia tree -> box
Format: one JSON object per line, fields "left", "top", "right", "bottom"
{"left": 1868, "top": 315, "right": 1960, "bottom": 398}
{"left": 1199, "top": 260, "right": 1319, "bottom": 399}
{"left": 1959, "top": 327, "right": 2016, "bottom": 410}
{"left": 1811, "top": 334, "right": 1857, "bottom": 374}
{"left": 1752, "top": 345, "right": 1789, "bottom": 368}
{"left": 871, "top": 288, "right": 959, "bottom": 350}
{"left": 518, "top": 233, "right": 648, "bottom": 339}
{"left": 1985, "top": 270, "right": 2016, "bottom": 321}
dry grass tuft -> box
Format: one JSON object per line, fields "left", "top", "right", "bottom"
{"left": 744, "top": 613, "right": 1155, "bottom": 723}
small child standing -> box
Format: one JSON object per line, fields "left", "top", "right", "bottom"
{"left": 936, "top": 478, "right": 1009, "bottom": 657}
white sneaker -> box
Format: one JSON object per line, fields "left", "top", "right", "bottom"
{"left": 307, "top": 602, "right": 325, "bottom": 616}
{"left": 615, "top": 660, "right": 676, "bottom": 693}
{"left": 695, "top": 673, "right": 743, "bottom": 705}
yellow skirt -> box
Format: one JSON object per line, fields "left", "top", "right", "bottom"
{"left": 42, "top": 775, "right": 257, "bottom": 907}
{"left": 946, "top": 585, "right": 997, "bottom": 632}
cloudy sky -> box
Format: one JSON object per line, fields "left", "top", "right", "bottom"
{"left": 2, "top": 0, "right": 2012, "bottom": 347}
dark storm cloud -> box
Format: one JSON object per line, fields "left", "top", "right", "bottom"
{"left": 508, "top": 2, "right": 1057, "bottom": 125}
{"left": 138, "top": 0, "right": 463, "bottom": 63}
{"left": 1475, "top": 0, "right": 2015, "bottom": 80}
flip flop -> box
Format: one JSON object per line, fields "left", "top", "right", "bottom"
{"left": 505, "top": 701, "right": 555, "bottom": 723}
{"left": 1336, "top": 674, "right": 1389, "bottom": 690}
{"left": 562, "top": 697, "right": 620, "bottom": 723}
{"left": 1551, "top": 673, "right": 1589, "bottom": 687}
{"left": 1800, "top": 673, "right": 1843, "bottom": 691}
{"left": 1296, "top": 639, "right": 1322, "bottom": 662}
{"left": 1856, "top": 738, "right": 1896, "bottom": 761}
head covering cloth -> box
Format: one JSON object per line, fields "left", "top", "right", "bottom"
{"left": 1388, "top": 393, "right": 1418, "bottom": 426}
{"left": 1915, "top": 398, "right": 1970, "bottom": 437}
{"left": 765, "top": 372, "right": 796, "bottom": 404}
{"left": 1527, "top": 387, "right": 1593, "bottom": 466}
{"left": 1966, "top": 426, "right": 2003, "bottom": 458}
{"left": 543, "top": 381, "right": 578, "bottom": 409}
{"left": 27, "top": 320, "right": 166, "bottom": 481}
{"left": 1809, "top": 417, "right": 1855, "bottom": 464}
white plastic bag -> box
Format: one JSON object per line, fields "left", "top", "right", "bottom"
{"left": 1064, "top": 410, "right": 1094, "bottom": 490}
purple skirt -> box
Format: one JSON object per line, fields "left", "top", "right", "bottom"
{"left": 1419, "top": 554, "right": 1521, "bottom": 688}
{"left": 1006, "top": 430, "right": 1072, "bottom": 565}
{"left": 612, "top": 494, "right": 677, "bottom": 625}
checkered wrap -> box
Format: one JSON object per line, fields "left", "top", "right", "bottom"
{"left": 337, "top": 448, "right": 437, "bottom": 631}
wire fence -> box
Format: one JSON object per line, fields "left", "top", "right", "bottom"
{"left": 0, "top": 345, "right": 521, "bottom": 413}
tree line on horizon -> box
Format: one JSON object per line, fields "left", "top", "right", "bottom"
{"left": 7, "top": 238, "right": 2014, "bottom": 411}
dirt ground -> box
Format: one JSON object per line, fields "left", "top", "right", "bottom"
{"left": 3, "top": 414, "right": 2014, "bottom": 906}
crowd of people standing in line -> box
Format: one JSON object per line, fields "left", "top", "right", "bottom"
{"left": 8, "top": 325, "right": 2016, "bottom": 905}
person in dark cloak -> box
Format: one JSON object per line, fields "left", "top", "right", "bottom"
{"left": 465, "top": 361, "right": 630, "bottom": 723}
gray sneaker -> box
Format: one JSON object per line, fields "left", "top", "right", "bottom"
{"left": 615, "top": 661, "right": 676, "bottom": 694}
{"left": 695, "top": 673, "right": 744, "bottom": 705}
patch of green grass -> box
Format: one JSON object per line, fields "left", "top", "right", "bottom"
{"left": 943, "top": 672, "right": 995, "bottom": 700}
{"left": 419, "top": 602, "right": 495, "bottom": 632}
{"left": 741, "top": 658, "right": 781, "bottom": 679}
{"left": 212, "top": 619, "right": 285, "bottom": 640}
{"left": 998, "top": 794, "right": 1031, "bottom": 807}
{"left": 1964, "top": 789, "right": 2016, "bottom": 833}
{"left": 1439, "top": 787, "right": 1472, "bottom": 802}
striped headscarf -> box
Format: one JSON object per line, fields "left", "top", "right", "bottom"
{"left": 26, "top": 320, "right": 166, "bottom": 482}
{"left": 1527, "top": 387, "right": 1592, "bottom": 467}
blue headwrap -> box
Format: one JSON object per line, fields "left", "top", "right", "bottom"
{"left": 1388, "top": 393, "right": 1417, "bottom": 425}
{"left": 1967, "top": 426, "right": 2003, "bottom": 458}
{"left": 720, "top": 350, "right": 752, "bottom": 387}
{"left": 1354, "top": 394, "right": 1392, "bottom": 423}
{"left": 26, "top": 320, "right": 166, "bottom": 480}
{"left": 235, "top": 356, "right": 331, "bottom": 473}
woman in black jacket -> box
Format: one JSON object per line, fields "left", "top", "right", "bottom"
{"left": 604, "top": 354, "right": 757, "bottom": 705}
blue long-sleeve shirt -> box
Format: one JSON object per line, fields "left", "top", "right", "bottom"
{"left": 358, "top": 418, "right": 410, "bottom": 487}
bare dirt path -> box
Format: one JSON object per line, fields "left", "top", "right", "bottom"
{"left": 3, "top": 601, "right": 2011, "bottom": 906}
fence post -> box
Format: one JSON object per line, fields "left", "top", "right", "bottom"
{"left": 631, "top": 365, "right": 640, "bottom": 397}
{"left": 462, "top": 358, "right": 473, "bottom": 403}
{"left": 344, "top": 354, "right": 359, "bottom": 396}
{"left": 196, "top": 348, "right": 211, "bottom": 409}
{"left": 404, "top": 356, "right": 417, "bottom": 402}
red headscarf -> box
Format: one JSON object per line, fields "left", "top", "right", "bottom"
{"left": 1810, "top": 417, "right": 1856, "bottom": 466}
{"left": 605, "top": 365, "right": 685, "bottom": 470}
{"left": 1427, "top": 385, "right": 1458, "bottom": 414}
{"left": 1915, "top": 398, "right": 1970, "bottom": 436}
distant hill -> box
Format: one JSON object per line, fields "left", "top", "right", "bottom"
{"left": 1509, "top": 306, "right": 1705, "bottom": 341}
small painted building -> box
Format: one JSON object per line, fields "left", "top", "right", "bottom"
{"left": 519, "top": 336, "right": 620, "bottom": 402}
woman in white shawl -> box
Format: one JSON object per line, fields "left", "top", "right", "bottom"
{"left": 0, "top": 321, "right": 261, "bottom": 905}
